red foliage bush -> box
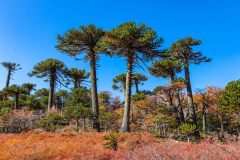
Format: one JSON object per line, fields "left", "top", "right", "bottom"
{"left": 0, "top": 131, "right": 239, "bottom": 160}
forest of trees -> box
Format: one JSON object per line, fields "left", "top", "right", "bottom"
{"left": 0, "top": 22, "right": 239, "bottom": 143}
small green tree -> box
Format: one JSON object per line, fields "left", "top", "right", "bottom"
{"left": 34, "top": 88, "right": 49, "bottom": 110}
{"left": 1, "top": 62, "right": 21, "bottom": 87}
{"left": 179, "top": 123, "right": 197, "bottom": 143}
{"left": 132, "top": 73, "right": 148, "bottom": 93}
{"left": 25, "top": 96, "right": 43, "bottom": 110}
{"left": 29, "top": 58, "right": 67, "bottom": 113}
{"left": 64, "top": 104, "right": 92, "bottom": 131}
{"left": 3, "top": 85, "right": 26, "bottom": 110}
{"left": 38, "top": 113, "right": 67, "bottom": 132}
{"left": 219, "top": 80, "right": 240, "bottom": 113}
{"left": 219, "top": 80, "right": 240, "bottom": 138}
{"left": 66, "top": 87, "right": 91, "bottom": 107}
{"left": 131, "top": 93, "right": 146, "bottom": 102}
{"left": 0, "top": 107, "right": 12, "bottom": 122}
{"left": 103, "top": 132, "right": 120, "bottom": 151}
{"left": 67, "top": 68, "right": 90, "bottom": 89}
{"left": 112, "top": 73, "right": 127, "bottom": 93}
{"left": 22, "top": 83, "right": 36, "bottom": 96}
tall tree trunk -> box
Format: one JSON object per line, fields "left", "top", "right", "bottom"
{"left": 6, "top": 69, "right": 11, "bottom": 87}
{"left": 219, "top": 113, "right": 224, "bottom": 141}
{"left": 169, "top": 75, "right": 185, "bottom": 125}
{"left": 15, "top": 93, "right": 19, "bottom": 110}
{"left": 175, "top": 91, "right": 185, "bottom": 124}
{"left": 202, "top": 104, "right": 207, "bottom": 132}
{"left": 183, "top": 62, "right": 199, "bottom": 137}
{"left": 183, "top": 63, "right": 197, "bottom": 125}
{"left": 48, "top": 75, "right": 55, "bottom": 114}
{"left": 120, "top": 56, "right": 133, "bottom": 132}
{"left": 27, "top": 89, "right": 31, "bottom": 96}
{"left": 135, "top": 81, "right": 139, "bottom": 93}
{"left": 74, "top": 80, "right": 78, "bottom": 89}
{"left": 89, "top": 51, "right": 100, "bottom": 132}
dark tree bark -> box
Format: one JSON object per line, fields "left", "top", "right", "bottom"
{"left": 48, "top": 74, "right": 56, "bottom": 113}
{"left": 74, "top": 80, "right": 78, "bottom": 89}
{"left": 6, "top": 69, "right": 11, "bottom": 87}
{"left": 89, "top": 51, "right": 100, "bottom": 132}
{"left": 183, "top": 63, "right": 197, "bottom": 125}
{"left": 15, "top": 93, "right": 19, "bottom": 110}
{"left": 135, "top": 81, "right": 139, "bottom": 93}
{"left": 175, "top": 91, "right": 185, "bottom": 124}
{"left": 183, "top": 62, "right": 199, "bottom": 137}
{"left": 120, "top": 56, "right": 133, "bottom": 132}
{"left": 169, "top": 75, "right": 185, "bottom": 125}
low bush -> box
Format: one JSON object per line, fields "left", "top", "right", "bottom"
{"left": 37, "top": 113, "right": 67, "bottom": 132}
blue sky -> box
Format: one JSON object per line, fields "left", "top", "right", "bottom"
{"left": 0, "top": 0, "right": 240, "bottom": 98}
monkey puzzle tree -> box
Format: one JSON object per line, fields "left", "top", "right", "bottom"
{"left": 132, "top": 73, "right": 148, "bottom": 93}
{"left": 171, "top": 37, "right": 211, "bottom": 130}
{"left": 29, "top": 58, "right": 67, "bottom": 113}
{"left": 3, "top": 84, "right": 26, "bottom": 110}
{"left": 22, "top": 83, "right": 36, "bottom": 96}
{"left": 1, "top": 62, "right": 21, "bottom": 87}
{"left": 99, "top": 22, "right": 163, "bottom": 132}
{"left": 112, "top": 73, "right": 127, "bottom": 93}
{"left": 56, "top": 24, "right": 105, "bottom": 131}
{"left": 149, "top": 58, "right": 185, "bottom": 124}
{"left": 67, "top": 68, "right": 90, "bottom": 89}
{"left": 55, "top": 90, "right": 69, "bottom": 112}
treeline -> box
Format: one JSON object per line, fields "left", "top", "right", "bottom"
{"left": 0, "top": 22, "right": 239, "bottom": 142}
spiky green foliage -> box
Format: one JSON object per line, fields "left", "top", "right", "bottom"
{"left": 56, "top": 24, "right": 105, "bottom": 60}
{"left": 35, "top": 88, "right": 49, "bottom": 97}
{"left": 171, "top": 37, "right": 211, "bottom": 64}
{"left": 29, "top": 58, "right": 67, "bottom": 112}
{"left": 67, "top": 68, "right": 90, "bottom": 89}
{"left": 66, "top": 87, "right": 91, "bottom": 107}
{"left": 1, "top": 62, "right": 21, "bottom": 87}
{"left": 65, "top": 104, "right": 92, "bottom": 131}
{"left": 149, "top": 59, "right": 181, "bottom": 81}
{"left": 103, "top": 132, "right": 120, "bottom": 151}
{"left": 56, "top": 24, "right": 105, "bottom": 131}
{"left": 132, "top": 73, "right": 148, "bottom": 93}
{"left": 22, "top": 83, "right": 36, "bottom": 96}
{"left": 131, "top": 93, "right": 146, "bottom": 102}
{"left": 179, "top": 123, "right": 197, "bottom": 142}
{"left": 29, "top": 58, "right": 66, "bottom": 81}
{"left": 112, "top": 73, "right": 127, "bottom": 92}
{"left": 37, "top": 113, "right": 67, "bottom": 132}
{"left": 55, "top": 90, "right": 69, "bottom": 110}
{"left": 3, "top": 85, "right": 27, "bottom": 109}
